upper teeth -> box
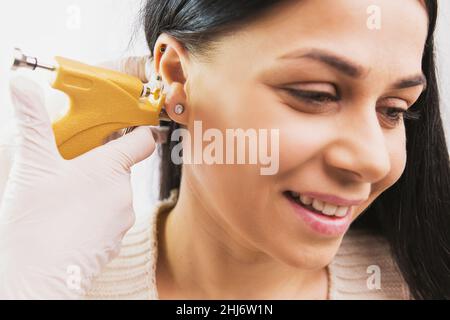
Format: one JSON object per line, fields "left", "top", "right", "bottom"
{"left": 290, "top": 192, "right": 349, "bottom": 217}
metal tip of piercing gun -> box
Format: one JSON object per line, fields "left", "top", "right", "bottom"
{"left": 11, "top": 48, "right": 171, "bottom": 160}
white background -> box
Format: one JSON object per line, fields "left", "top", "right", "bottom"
{"left": 0, "top": 0, "right": 449, "bottom": 213}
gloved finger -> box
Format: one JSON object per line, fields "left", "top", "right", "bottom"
{"left": 150, "top": 126, "right": 170, "bottom": 145}
{"left": 123, "top": 126, "right": 169, "bottom": 144}
{"left": 98, "top": 56, "right": 154, "bottom": 83}
{"left": 93, "top": 126, "right": 156, "bottom": 172}
{"left": 9, "top": 77, "right": 59, "bottom": 161}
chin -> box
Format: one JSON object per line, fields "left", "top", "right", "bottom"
{"left": 271, "top": 235, "right": 344, "bottom": 271}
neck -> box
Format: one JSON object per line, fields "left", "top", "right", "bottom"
{"left": 156, "top": 174, "right": 328, "bottom": 300}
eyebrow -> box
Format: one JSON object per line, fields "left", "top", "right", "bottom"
{"left": 279, "top": 48, "right": 427, "bottom": 91}
{"left": 391, "top": 74, "right": 427, "bottom": 91}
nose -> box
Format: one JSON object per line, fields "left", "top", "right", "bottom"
{"left": 323, "top": 111, "right": 392, "bottom": 183}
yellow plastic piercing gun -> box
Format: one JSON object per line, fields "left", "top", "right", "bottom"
{"left": 11, "top": 48, "right": 170, "bottom": 160}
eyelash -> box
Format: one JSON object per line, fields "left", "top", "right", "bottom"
{"left": 286, "top": 89, "right": 340, "bottom": 104}
{"left": 284, "top": 89, "right": 421, "bottom": 126}
{"left": 382, "top": 107, "right": 421, "bottom": 125}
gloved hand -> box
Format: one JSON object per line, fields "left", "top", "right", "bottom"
{"left": 99, "top": 55, "right": 155, "bottom": 85}
{"left": 0, "top": 57, "right": 158, "bottom": 299}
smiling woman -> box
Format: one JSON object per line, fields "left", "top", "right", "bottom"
{"left": 82, "top": 0, "right": 450, "bottom": 300}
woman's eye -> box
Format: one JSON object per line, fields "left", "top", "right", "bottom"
{"left": 281, "top": 87, "right": 422, "bottom": 128}
{"left": 379, "top": 107, "right": 406, "bottom": 126}
{"left": 377, "top": 97, "right": 422, "bottom": 128}
{"left": 378, "top": 107, "right": 421, "bottom": 127}
{"left": 284, "top": 89, "right": 340, "bottom": 105}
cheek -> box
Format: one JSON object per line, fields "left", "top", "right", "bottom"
{"left": 278, "top": 119, "right": 332, "bottom": 172}
{"left": 182, "top": 76, "right": 293, "bottom": 243}
{"left": 182, "top": 78, "right": 275, "bottom": 219}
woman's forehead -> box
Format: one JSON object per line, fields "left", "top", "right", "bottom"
{"left": 242, "top": 0, "right": 428, "bottom": 47}
{"left": 213, "top": 0, "right": 428, "bottom": 75}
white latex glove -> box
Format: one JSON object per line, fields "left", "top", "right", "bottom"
{"left": 0, "top": 121, "right": 19, "bottom": 204}
{"left": 99, "top": 55, "right": 155, "bottom": 84}
{"left": 0, "top": 57, "right": 158, "bottom": 299}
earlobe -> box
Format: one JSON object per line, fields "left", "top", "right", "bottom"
{"left": 163, "top": 82, "right": 189, "bottom": 125}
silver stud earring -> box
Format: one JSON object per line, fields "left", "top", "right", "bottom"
{"left": 174, "top": 104, "right": 185, "bottom": 115}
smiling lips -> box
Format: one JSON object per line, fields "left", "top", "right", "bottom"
{"left": 283, "top": 191, "right": 365, "bottom": 237}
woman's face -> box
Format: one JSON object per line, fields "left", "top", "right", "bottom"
{"left": 176, "top": 0, "right": 428, "bottom": 269}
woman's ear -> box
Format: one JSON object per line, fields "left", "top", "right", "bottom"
{"left": 153, "top": 34, "right": 190, "bottom": 126}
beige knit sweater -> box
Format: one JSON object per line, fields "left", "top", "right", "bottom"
{"left": 83, "top": 189, "right": 411, "bottom": 300}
